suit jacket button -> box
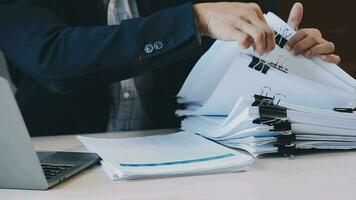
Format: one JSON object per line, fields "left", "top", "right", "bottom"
{"left": 153, "top": 41, "right": 164, "bottom": 50}
{"left": 123, "top": 91, "right": 130, "bottom": 99}
{"left": 144, "top": 44, "right": 154, "bottom": 54}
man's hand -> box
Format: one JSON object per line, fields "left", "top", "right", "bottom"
{"left": 193, "top": 2, "right": 275, "bottom": 55}
{"left": 286, "top": 3, "right": 341, "bottom": 64}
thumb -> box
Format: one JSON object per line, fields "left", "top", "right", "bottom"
{"left": 287, "top": 2, "right": 304, "bottom": 30}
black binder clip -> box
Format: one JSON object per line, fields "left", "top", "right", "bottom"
{"left": 272, "top": 93, "right": 286, "bottom": 106}
{"left": 270, "top": 120, "right": 292, "bottom": 132}
{"left": 258, "top": 105, "right": 287, "bottom": 119}
{"left": 249, "top": 56, "right": 270, "bottom": 74}
{"left": 333, "top": 107, "right": 356, "bottom": 113}
{"left": 274, "top": 143, "right": 297, "bottom": 158}
{"left": 252, "top": 104, "right": 287, "bottom": 126}
{"left": 249, "top": 54, "right": 289, "bottom": 75}
{"left": 274, "top": 31, "right": 288, "bottom": 48}
{"left": 252, "top": 94, "right": 274, "bottom": 106}
{"left": 253, "top": 117, "right": 283, "bottom": 126}
{"left": 275, "top": 133, "right": 296, "bottom": 146}
{"left": 253, "top": 96, "right": 289, "bottom": 127}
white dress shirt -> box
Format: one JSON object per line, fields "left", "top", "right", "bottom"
{"left": 106, "top": 0, "right": 152, "bottom": 131}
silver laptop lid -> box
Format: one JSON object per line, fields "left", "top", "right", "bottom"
{"left": 0, "top": 77, "right": 48, "bottom": 190}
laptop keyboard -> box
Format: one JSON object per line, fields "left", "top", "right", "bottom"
{"left": 41, "top": 163, "right": 74, "bottom": 180}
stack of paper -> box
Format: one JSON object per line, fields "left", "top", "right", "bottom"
{"left": 177, "top": 12, "right": 356, "bottom": 157}
{"left": 77, "top": 132, "right": 253, "bottom": 180}
{"left": 179, "top": 95, "right": 356, "bottom": 156}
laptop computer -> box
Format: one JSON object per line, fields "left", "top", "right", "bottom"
{"left": 0, "top": 77, "right": 101, "bottom": 190}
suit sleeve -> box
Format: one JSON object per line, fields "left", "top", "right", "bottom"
{"left": 0, "top": 0, "right": 201, "bottom": 92}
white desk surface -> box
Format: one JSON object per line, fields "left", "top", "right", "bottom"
{"left": 1, "top": 129, "right": 356, "bottom": 200}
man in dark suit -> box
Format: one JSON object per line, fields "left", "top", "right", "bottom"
{"left": 0, "top": 0, "right": 340, "bottom": 136}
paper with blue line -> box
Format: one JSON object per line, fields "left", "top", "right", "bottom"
{"left": 77, "top": 132, "right": 253, "bottom": 180}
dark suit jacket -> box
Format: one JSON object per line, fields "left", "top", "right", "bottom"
{"left": 0, "top": 0, "right": 273, "bottom": 136}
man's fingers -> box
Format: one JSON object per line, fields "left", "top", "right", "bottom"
{"left": 305, "top": 42, "right": 335, "bottom": 57}
{"left": 265, "top": 27, "right": 276, "bottom": 52}
{"left": 193, "top": 1, "right": 276, "bottom": 52}
{"left": 320, "top": 54, "right": 341, "bottom": 65}
{"left": 227, "top": 29, "right": 253, "bottom": 48}
{"left": 286, "top": 29, "right": 307, "bottom": 50}
{"left": 244, "top": 13, "right": 275, "bottom": 52}
{"left": 291, "top": 36, "right": 323, "bottom": 55}
{"left": 248, "top": 3, "right": 266, "bottom": 22}
{"left": 287, "top": 2, "right": 303, "bottom": 30}
{"left": 235, "top": 19, "right": 268, "bottom": 54}
{"left": 246, "top": 3, "right": 276, "bottom": 52}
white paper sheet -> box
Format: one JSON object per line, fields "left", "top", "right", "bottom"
{"left": 77, "top": 132, "right": 253, "bottom": 180}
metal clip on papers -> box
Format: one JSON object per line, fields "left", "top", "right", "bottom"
{"left": 251, "top": 95, "right": 296, "bottom": 157}
{"left": 274, "top": 142, "right": 296, "bottom": 157}
{"left": 259, "top": 105, "right": 287, "bottom": 118}
{"left": 248, "top": 56, "right": 270, "bottom": 74}
{"left": 333, "top": 107, "right": 356, "bottom": 113}
{"left": 248, "top": 55, "right": 288, "bottom": 75}
{"left": 252, "top": 94, "right": 288, "bottom": 126}
{"left": 252, "top": 94, "right": 274, "bottom": 106}
{"left": 274, "top": 31, "right": 288, "bottom": 48}
{"left": 272, "top": 121, "right": 295, "bottom": 151}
